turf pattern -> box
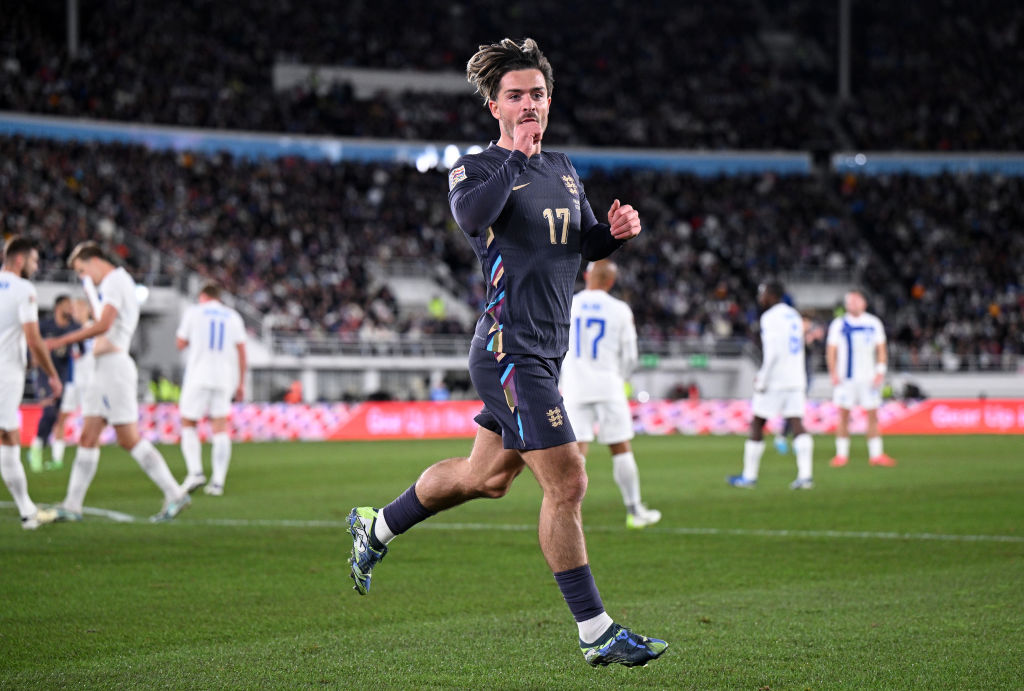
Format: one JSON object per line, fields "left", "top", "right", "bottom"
{"left": 1, "top": 435, "right": 1021, "bottom": 689}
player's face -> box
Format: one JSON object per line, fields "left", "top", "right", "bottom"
{"left": 845, "top": 292, "right": 866, "bottom": 316}
{"left": 72, "top": 257, "right": 100, "bottom": 283}
{"left": 489, "top": 69, "right": 550, "bottom": 141}
{"left": 19, "top": 249, "right": 39, "bottom": 279}
{"left": 55, "top": 301, "right": 72, "bottom": 322}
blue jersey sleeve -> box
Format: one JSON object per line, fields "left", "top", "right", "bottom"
{"left": 448, "top": 150, "right": 529, "bottom": 236}
{"left": 577, "top": 176, "right": 628, "bottom": 261}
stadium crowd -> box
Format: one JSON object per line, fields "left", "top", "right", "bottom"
{"left": 2, "top": 136, "right": 1020, "bottom": 370}
{"left": 4, "top": 0, "right": 1020, "bottom": 150}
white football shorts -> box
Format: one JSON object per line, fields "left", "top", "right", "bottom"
{"left": 179, "top": 383, "right": 233, "bottom": 420}
{"left": 564, "top": 396, "right": 635, "bottom": 445}
{"left": 59, "top": 381, "right": 81, "bottom": 414}
{"left": 0, "top": 375, "right": 26, "bottom": 431}
{"left": 751, "top": 389, "right": 807, "bottom": 420}
{"left": 833, "top": 379, "right": 882, "bottom": 411}
{"left": 82, "top": 351, "right": 139, "bottom": 426}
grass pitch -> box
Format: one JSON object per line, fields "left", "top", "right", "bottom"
{"left": 1, "top": 435, "right": 1022, "bottom": 689}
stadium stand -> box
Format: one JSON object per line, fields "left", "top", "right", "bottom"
{"left": 6, "top": 1, "right": 1019, "bottom": 150}
{"left": 3, "top": 135, "right": 1019, "bottom": 371}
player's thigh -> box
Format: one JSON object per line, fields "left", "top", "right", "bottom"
{"left": 751, "top": 391, "right": 785, "bottom": 420}
{"left": 0, "top": 376, "right": 25, "bottom": 431}
{"left": 563, "top": 399, "right": 597, "bottom": 442}
{"left": 466, "top": 425, "right": 525, "bottom": 488}
{"left": 521, "top": 442, "right": 587, "bottom": 501}
{"left": 112, "top": 421, "right": 142, "bottom": 449}
{"left": 468, "top": 348, "right": 576, "bottom": 452}
{"left": 595, "top": 397, "right": 634, "bottom": 445}
{"left": 79, "top": 415, "right": 107, "bottom": 446}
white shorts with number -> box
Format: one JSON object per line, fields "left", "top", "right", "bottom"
{"left": 564, "top": 397, "right": 634, "bottom": 445}
{"left": 751, "top": 389, "right": 806, "bottom": 420}
{"left": 82, "top": 352, "right": 139, "bottom": 426}
{"left": 0, "top": 375, "right": 26, "bottom": 431}
{"left": 833, "top": 379, "right": 882, "bottom": 411}
{"left": 179, "top": 383, "right": 233, "bottom": 420}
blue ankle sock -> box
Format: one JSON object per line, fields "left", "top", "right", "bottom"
{"left": 553, "top": 564, "right": 605, "bottom": 622}
{"left": 377, "top": 484, "right": 434, "bottom": 548}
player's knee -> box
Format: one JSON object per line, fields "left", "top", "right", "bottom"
{"left": 549, "top": 462, "right": 588, "bottom": 507}
{"left": 114, "top": 427, "right": 140, "bottom": 450}
{"left": 566, "top": 469, "right": 589, "bottom": 506}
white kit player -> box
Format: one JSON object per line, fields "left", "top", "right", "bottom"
{"left": 46, "top": 241, "right": 191, "bottom": 522}
{"left": 561, "top": 260, "right": 660, "bottom": 528}
{"left": 0, "top": 236, "right": 61, "bottom": 529}
{"left": 728, "top": 282, "right": 814, "bottom": 489}
{"left": 826, "top": 290, "right": 895, "bottom": 467}
{"left": 176, "top": 282, "right": 247, "bottom": 496}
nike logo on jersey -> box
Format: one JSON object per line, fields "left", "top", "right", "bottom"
{"left": 512, "top": 182, "right": 531, "bottom": 190}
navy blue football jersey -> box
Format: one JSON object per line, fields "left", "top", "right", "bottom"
{"left": 449, "top": 143, "right": 624, "bottom": 358}
{"left": 38, "top": 317, "right": 80, "bottom": 383}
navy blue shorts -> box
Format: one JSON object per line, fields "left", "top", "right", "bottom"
{"left": 468, "top": 346, "right": 576, "bottom": 451}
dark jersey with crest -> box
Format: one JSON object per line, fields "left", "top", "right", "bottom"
{"left": 448, "top": 142, "right": 624, "bottom": 358}
{"left": 38, "top": 317, "right": 80, "bottom": 383}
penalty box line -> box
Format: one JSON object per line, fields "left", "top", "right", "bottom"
{"left": 3, "top": 501, "right": 1022, "bottom": 544}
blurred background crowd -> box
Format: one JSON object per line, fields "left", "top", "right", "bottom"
{"left": 1, "top": 0, "right": 1021, "bottom": 377}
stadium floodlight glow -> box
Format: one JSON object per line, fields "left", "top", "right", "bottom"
{"left": 442, "top": 145, "right": 461, "bottom": 169}
{"left": 415, "top": 146, "right": 440, "bottom": 173}
{"left": 323, "top": 142, "right": 343, "bottom": 163}
{"left": 466, "top": 145, "right": 484, "bottom": 155}
{"left": 854, "top": 153, "right": 867, "bottom": 165}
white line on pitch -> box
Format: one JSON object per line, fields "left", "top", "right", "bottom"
{"left": 4, "top": 501, "right": 1021, "bottom": 544}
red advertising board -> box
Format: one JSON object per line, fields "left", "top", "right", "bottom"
{"left": 879, "top": 399, "right": 1024, "bottom": 435}
{"left": 16, "top": 398, "right": 1024, "bottom": 445}
{"left": 327, "top": 401, "right": 482, "bottom": 440}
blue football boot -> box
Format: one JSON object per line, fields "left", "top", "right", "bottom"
{"left": 347, "top": 507, "right": 388, "bottom": 595}
{"left": 581, "top": 623, "right": 668, "bottom": 667}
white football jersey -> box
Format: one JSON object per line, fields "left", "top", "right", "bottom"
{"left": 560, "top": 289, "right": 638, "bottom": 403}
{"left": 0, "top": 270, "right": 38, "bottom": 375}
{"left": 827, "top": 312, "right": 886, "bottom": 382}
{"left": 177, "top": 300, "right": 246, "bottom": 391}
{"left": 756, "top": 302, "right": 807, "bottom": 391}
{"left": 97, "top": 267, "right": 139, "bottom": 352}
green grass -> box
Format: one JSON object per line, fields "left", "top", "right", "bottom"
{"left": 2, "top": 435, "right": 1022, "bottom": 689}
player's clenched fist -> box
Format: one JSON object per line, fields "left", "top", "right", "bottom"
{"left": 513, "top": 119, "right": 542, "bottom": 157}
{"left": 607, "top": 199, "right": 641, "bottom": 240}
